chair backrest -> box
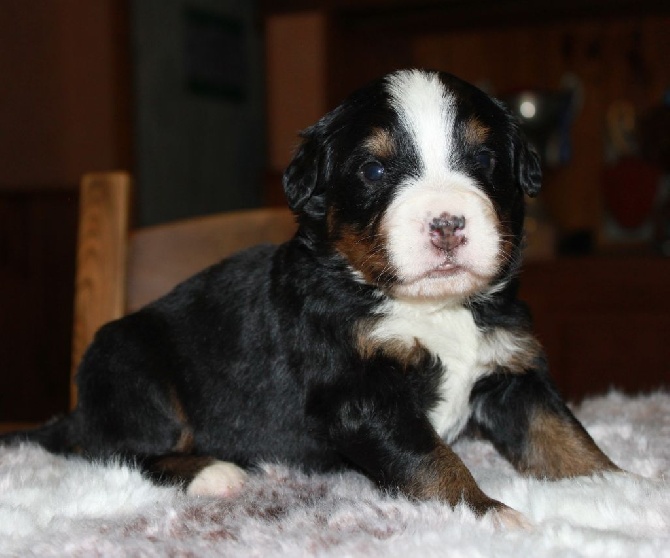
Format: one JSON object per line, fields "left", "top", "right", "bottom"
{"left": 71, "top": 172, "right": 296, "bottom": 408}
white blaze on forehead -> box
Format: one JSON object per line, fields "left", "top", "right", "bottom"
{"left": 386, "top": 70, "right": 456, "bottom": 177}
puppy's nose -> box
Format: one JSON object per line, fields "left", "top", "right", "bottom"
{"left": 429, "top": 213, "right": 466, "bottom": 252}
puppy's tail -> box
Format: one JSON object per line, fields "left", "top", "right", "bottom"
{"left": 0, "top": 414, "right": 78, "bottom": 455}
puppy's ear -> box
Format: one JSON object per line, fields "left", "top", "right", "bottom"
{"left": 283, "top": 127, "right": 324, "bottom": 213}
{"left": 516, "top": 139, "right": 542, "bottom": 197}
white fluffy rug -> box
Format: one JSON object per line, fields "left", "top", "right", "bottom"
{"left": 1, "top": 391, "right": 669, "bottom": 557}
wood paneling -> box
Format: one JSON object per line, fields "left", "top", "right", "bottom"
{"left": 265, "top": 12, "right": 329, "bottom": 172}
{"left": 519, "top": 257, "right": 670, "bottom": 400}
{"left": 0, "top": 0, "right": 132, "bottom": 188}
{"left": 0, "top": 188, "right": 78, "bottom": 421}
{"left": 0, "top": 0, "right": 132, "bottom": 422}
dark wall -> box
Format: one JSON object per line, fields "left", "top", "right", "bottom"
{"left": 132, "top": 0, "right": 266, "bottom": 226}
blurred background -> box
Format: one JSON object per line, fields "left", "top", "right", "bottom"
{"left": 1, "top": 0, "right": 669, "bottom": 422}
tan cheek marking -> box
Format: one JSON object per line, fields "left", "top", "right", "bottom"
{"left": 365, "top": 127, "right": 396, "bottom": 159}
{"left": 464, "top": 117, "right": 490, "bottom": 145}
{"left": 331, "top": 217, "right": 393, "bottom": 285}
{"left": 520, "top": 409, "right": 619, "bottom": 479}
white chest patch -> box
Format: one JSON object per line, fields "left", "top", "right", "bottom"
{"left": 368, "top": 299, "right": 491, "bottom": 442}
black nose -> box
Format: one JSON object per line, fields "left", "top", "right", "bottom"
{"left": 429, "top": 213, "right": 466, "bottom": 252}
{"left": 429, "top": 213, "right": 466, "bottom": 234}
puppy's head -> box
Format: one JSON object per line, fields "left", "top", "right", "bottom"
{"left": 283, "top": 70, "right": 541, "bottom": 301}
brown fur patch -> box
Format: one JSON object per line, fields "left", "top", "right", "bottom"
{"left": 355, "top": 319, "right": 422, "bottom": 362}
{"left": 506, "top": 336, "right": 542, "bottom": 373}
{"left": 481, "top": 329, "right": 543, "bottom": 375}
{"left": 406, "top": 439, "right": 503, "bottom": 515}
{"left": 330, "top": 216, "right": 393, "bottom": 286}
{"left": 169, "top": 386, "right": 195, "bottom": 453}
{"left": 520, "top": 409, "right": 619, "bottom": 479}
{"left": 463, "top": 117, "right": 490, "bottom": 145}
{"left": 365, "top": 127, "right": 396, "bottom": 159}
{"left": 173, "top": 428, "right": 195, "bottom": 453}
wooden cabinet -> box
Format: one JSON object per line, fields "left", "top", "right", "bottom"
{"left": 519, "top": 257, "right": 670, "bottom": 400}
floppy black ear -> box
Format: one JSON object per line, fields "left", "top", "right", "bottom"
{"left": 283, "top": 127, "right": 322, "bottom": 213}
{"left": 516, "top": 139, "right": 542, "bottom": 197}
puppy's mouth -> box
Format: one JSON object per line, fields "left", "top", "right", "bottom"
{"left": 424, "top": 258, "right": 463, "bottom": 277}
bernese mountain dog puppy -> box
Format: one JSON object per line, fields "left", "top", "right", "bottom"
{"left": 2, "top": 70, "right": 618, "bottom": 526}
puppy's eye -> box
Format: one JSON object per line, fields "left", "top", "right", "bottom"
{"left": 361, "top": 161, "right": 385, "bottom": 182}
{"left": 475, "top": 151, "right": 494, "bottom": 171}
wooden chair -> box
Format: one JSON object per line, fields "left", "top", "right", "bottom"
{"left": 70, "top": 171, "right": 296, "bottom": 408}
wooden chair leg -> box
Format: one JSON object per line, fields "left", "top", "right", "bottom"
{"left": 70, "top": 172, "right": 132, "bottom": 410}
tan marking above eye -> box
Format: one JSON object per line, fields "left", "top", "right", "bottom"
{"left": 365, "top": 128, "right": 396, "bottom": 159}
{"left": 463, "top": 118, "right": 490, "bottom": 145}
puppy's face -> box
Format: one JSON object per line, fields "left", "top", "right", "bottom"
{"left": 284, "top": 70, "right": 541, "bottom": 300}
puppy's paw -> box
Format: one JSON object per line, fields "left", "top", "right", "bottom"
{"left": 465, "top": 494, "right": 532, "bottom": 530}
{"left": 187, "top": 460, "right": 248, "bottom": 498}
{"left": 487, "top": 505, "right": 533, "bottom": 531}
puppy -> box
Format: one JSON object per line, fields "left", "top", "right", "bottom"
{"left": 2, "top": 70, "right": 617, "bottom": 525}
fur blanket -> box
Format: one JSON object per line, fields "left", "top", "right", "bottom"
{"left": 1, "top": 391, "right": 669, "bottom": 557}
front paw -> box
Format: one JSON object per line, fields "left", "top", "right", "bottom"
{"left": 486, "top": 503, "right": 533, "bottom": 530}
{"left": 467, "top": 495, "right": 532, "bottom": 530}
